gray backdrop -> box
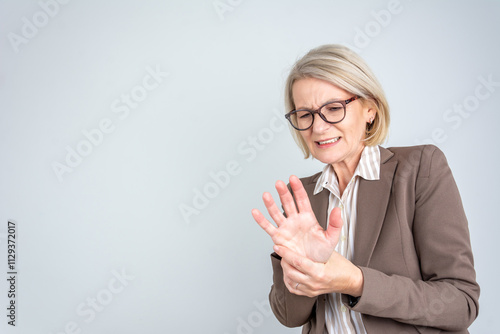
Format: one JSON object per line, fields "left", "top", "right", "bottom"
{"left": 1, "top": 0, "right": 498, "bottom": 333}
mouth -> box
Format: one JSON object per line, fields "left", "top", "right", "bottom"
{"left": 315, "top": 137, "right": 340, "bottom": 146}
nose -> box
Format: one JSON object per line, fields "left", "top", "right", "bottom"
{"left": 311, "top": 113, "right": 331, "bottom": 133}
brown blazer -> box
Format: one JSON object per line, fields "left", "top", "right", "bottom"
{"left": 269, "top": 145, "right": 480, "bottom": 333}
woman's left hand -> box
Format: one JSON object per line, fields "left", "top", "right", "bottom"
{"left": 274, "top": 244, "right": 364, "bottom": 298}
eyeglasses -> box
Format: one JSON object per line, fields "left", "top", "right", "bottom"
{"left": 285, "top": 96, "right": 359, "bottom": 131}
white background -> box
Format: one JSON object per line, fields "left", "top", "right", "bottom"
{"left": 0, "top": 0, "right": 499, "bottom": 333}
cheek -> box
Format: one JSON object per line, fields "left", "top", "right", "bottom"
{"left": 348, "top": 117, "right": 367, "bottom": 138}
{"left": 344, "top": 109, "right": 368, "bottom": 138}
{"left": 354, "top": 124, "right": 366, "bottom": 138}
{"left": 299, "top": 131, "right": 312, "bottom": 145}
{"left": 341, "top": 124, "right": 365, "bottom": 144}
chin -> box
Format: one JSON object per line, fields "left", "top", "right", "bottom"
{"left": 312, "top": 152, "right": 340, "bottom": 165}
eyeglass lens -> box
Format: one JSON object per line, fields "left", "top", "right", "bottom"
{"left": 290, "top": 102, "right": 345, "bottom": 130}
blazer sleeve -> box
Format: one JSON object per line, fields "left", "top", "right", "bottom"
{"left": 346, "top": 146, "right": 480, "bottom": 331}
{"left": 269, "top": 251, "right": 318, "bottom": 327}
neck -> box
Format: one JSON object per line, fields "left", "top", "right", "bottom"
{"left": 332, "top": 145, "right": 365, "bottom": 196}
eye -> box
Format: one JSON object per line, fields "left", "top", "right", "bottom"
{"left": 323, "top": 102, "right": 344, "bottom": 114}
{"left": 296, "top": 111, "right": 312, "bottom": 119}
{"left": 327, "top": 106, "right": 342, "bottom": 112}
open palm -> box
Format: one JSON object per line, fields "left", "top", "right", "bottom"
{"left": 252, "top": 175, "right": 343, "bottom": 263}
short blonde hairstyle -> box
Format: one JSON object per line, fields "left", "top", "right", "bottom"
{"left": 285, "top": 44, "right": 390, "bottom": 158}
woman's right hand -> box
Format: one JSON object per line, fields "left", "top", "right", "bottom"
{"left": 252, "top": 175, "right": 343, "bottom": 263}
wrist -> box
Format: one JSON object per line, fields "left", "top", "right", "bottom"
{"left": 348, "top": 266, "right": 364, "bottom": 297}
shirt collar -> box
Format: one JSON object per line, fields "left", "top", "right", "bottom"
{"left": 313, "top": 145, "right": 381, "bottom": 195}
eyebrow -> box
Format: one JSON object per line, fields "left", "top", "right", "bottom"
{"left": 295, "top": 98, "right": 344, "bottom": 110}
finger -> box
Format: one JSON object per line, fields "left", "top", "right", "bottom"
{"left": 281, "top": 258, "right": 310, "bottom": 281}
{"left": 251, "top": 208, "right": 277, "bottom": 238}
{"left": 289, "top": 175, "right": 314, "bottom": 214}
{"left": 284, "top": 277, "right": 306, "bottom": 296}
{"left": 281, "top": 261, "right": 308, "bottom": 295}
{"left": 282, "top": 276, "right": 301, "bottom": 295}
{"left": 275, "top": 245, "right": 316, "bottom": 275}
{"left": 281, "top": 253, "right": 331, "bottom": 298}
{"left": 275, "top": 180, "right": 298, "bottom": 217}
{"left": 262, "top": 192, "right": 286, "bottom": 227}
{"left": 326, "top": 207, "right": 344, "bottom": 247}
{"left": 281, "top": 261, "right": 317, "bottom": 297}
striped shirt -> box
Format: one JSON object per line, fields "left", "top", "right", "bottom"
{"left": 313, "top": 145, "right": 381, "bottom": 334}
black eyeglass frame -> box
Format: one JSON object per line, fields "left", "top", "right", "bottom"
{"left": 285, "top": 96, "right": 360, "bottom": 131}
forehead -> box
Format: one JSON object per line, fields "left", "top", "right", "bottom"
{"left": 292, "top": 78, "right": 349, "bottom": 109}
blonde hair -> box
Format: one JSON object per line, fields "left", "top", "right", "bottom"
{"left": 285, "top": 44, "right": 390, "bottom": 158}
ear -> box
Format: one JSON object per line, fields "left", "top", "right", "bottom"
{"left": 363, "top": 100, "right": 377, "bottom": 124}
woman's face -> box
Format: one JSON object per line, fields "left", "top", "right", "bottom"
{"left": 292, "top": 77, "right": 375, "bottom": 167}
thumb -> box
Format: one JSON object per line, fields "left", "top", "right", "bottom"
{"left": 326, "top": 207, "right": 343, "bottom": 247}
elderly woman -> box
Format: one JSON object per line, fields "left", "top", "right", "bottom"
{"left": 252, "top": 44, "right": 479, "bottom": 333}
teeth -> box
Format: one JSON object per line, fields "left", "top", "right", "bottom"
{"left": 318, "top": 137, "right": 339, "bottom": 145}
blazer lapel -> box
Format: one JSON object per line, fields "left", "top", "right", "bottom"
{"left": 353, "top": 147, "right": 397, "bottom": 267}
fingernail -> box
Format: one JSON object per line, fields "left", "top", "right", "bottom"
{"left": 273, "top": 245, "right": 279, "bottom": 252}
